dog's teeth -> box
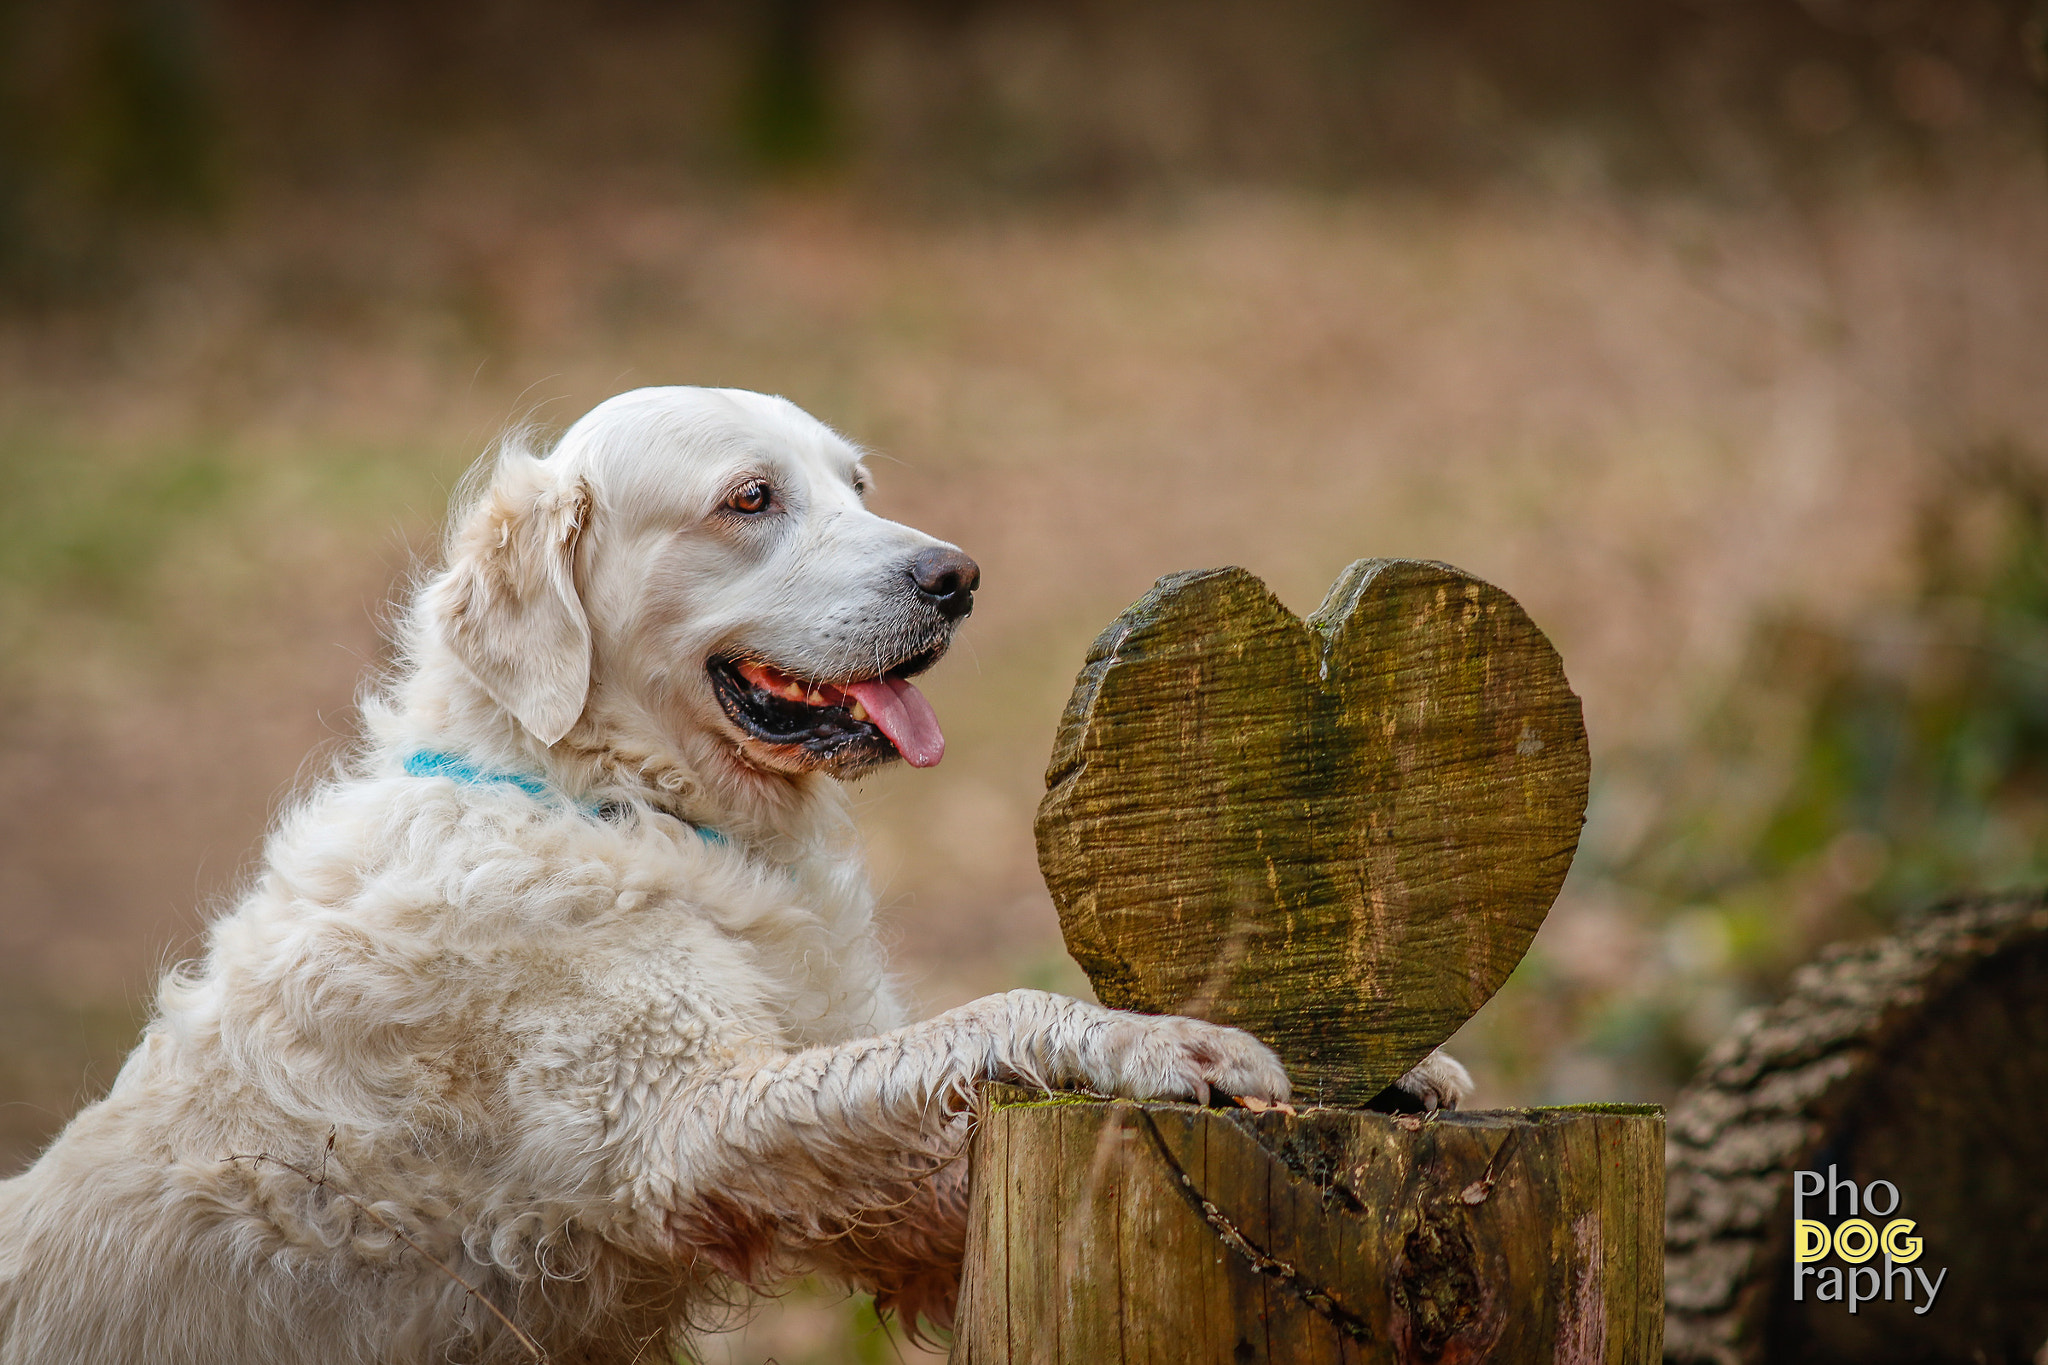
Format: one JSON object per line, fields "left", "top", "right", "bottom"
{"left": 847, "top": 698, "right": 869, "bottom": 722}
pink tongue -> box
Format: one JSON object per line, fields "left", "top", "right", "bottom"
{"left": 844, "top": 676, "right": 945, "bottom": 768}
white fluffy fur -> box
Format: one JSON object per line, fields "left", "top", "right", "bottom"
{"left": 0, "top": 387, "right": 1307, "bottom": 1364}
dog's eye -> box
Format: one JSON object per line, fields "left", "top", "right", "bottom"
{"left": 727, "top": 481, "right": 772, "bottom": 515}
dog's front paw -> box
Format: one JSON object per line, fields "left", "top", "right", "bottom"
{"left": 1386, "top": 1049, "right": 1473, "bottom": 1112}
{"left": 1085, "top": 1012, "right": 1291, "bottom": 1106}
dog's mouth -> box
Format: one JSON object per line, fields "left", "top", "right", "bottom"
{"left": 707, "top": 650, "right": 948, "bottom": 769}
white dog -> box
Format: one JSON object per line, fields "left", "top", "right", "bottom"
{"left": 0, "top": 386, "right": 1465, "bottom": 1363}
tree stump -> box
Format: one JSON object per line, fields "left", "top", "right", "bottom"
{"left": 954, "top": 1090, "right": 1665, "bottom": 1364}
{"left": 1665, "top": 893, "right": 2048, "bottom": 1365}
{"left": 955, "top": 560, "right": 1663, "bottom": 1362}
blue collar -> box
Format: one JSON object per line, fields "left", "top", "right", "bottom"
{"left": 402, "top": 750, "right": 725, "bottom": 845}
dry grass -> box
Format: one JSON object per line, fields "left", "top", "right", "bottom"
{"left": 2, "top": 157, "right": 2045, "bottom": 1356}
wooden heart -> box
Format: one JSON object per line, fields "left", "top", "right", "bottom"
{"left": 1036, "top": 559, "right": 1589, "bottom": 1105}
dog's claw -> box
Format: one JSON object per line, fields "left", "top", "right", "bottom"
{"left": 1076, "top": 1009, "right": 1291, "bottom": 1106}
{"left": 1392, "top": 1049, "right": 1473, "bottom": 1112}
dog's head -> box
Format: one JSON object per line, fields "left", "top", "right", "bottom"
{"left": 428, "top": 387, "right": 976, "bottom": 781}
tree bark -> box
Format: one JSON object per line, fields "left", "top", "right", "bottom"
{"left": 1664, "top": 892, "right": 2048, "bottom": 1365}
{"left": 955, "top": 1091, "right": 1663, "bottom": 1364}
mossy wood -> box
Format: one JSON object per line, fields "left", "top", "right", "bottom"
{"left": 1037, "top": 559, "right": 1590, "bottom": 1105}
{"left": 954, "top": 1091, "right": 1664, "bottom": 1364}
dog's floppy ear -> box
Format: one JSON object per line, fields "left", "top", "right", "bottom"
{"left": 435, "top": 453, "right": 594, "bottom": 746}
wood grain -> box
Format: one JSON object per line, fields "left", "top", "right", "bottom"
{"left": 1037, "top": 559, "right": 1590, "bottom": 1104}
{"left": 954, "top": 1091, "right": 1665, "bottom": 1364}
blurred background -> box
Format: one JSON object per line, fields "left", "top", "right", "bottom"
{"left": 1, "top": 0, "right": 2045, "bottom": 1358}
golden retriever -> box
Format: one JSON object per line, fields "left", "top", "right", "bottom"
{"left": 1, "top": 387, "right": 1353, "bottom": 1363}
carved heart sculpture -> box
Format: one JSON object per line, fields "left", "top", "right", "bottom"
{"left": 1036, "top": 559, "right": 1589, "bottom": 1105}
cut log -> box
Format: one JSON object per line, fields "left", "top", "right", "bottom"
{"left": 955, "top": 1089, "right": 1664, "bottom": 1364}
{"left": 1036, "top": 559, "right": 1590, "bottom": 1105}
{"left": 1664, "top": 892, "right": 2048, "bottom": 1365}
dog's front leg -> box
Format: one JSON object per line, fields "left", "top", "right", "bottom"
{"left": 641, "top": 989, "right": 1287, "bottom": 1323}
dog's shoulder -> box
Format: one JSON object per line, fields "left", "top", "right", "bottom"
{"left": 164, "top": 770, "right": 895, "bottom": 1107}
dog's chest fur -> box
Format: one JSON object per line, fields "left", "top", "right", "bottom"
{"left": 129, "top": 773, "right": 900, "bottom": 1186}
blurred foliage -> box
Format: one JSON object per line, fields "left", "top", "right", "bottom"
{"left": 0, "top": 0, "right": 218, "bottom": 298}
{"left": 0, "top": 0, "right": 2044, "bottom": 296}
{"left": 739, "top": 0, "right": 838, "bottom": 171}
{"left": 1637, "top": 451, "right": 2048, "bottom": 958}
{"left": 0, "top": 427, "right": 458, "bottom": 697}
{"left": 71, "top": 0, "right": 218, "bottom": 213}
{"left": 0, "top": 439, "right": 230, "bottom": 606}
{"left": 0, "top": 432, "right": 234, "bottom": 694}
{"left": 1450, "top": 449, "right": 2048, "bottom": 1105}
{"left": 1548, "top": 451, "right": 2048, "bottom": 1091}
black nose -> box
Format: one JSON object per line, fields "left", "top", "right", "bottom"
{"left": 910, "top": 547, "right": 980, "bottom": 620}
